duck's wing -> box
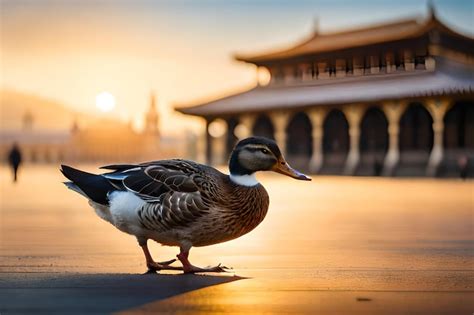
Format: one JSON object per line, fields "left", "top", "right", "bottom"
{"left": 101, "top": 159, "right": 216, "bottom": 229}
{"left": 101, "top": 159, "right": 210, "bottom": 199}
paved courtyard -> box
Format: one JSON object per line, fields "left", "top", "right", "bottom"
{"left": 1, "top": 165, "right": 473, "bottom": 314}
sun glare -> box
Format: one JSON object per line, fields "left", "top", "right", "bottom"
{"left": 95, "top": 92, "right": 116, "bottom": 112}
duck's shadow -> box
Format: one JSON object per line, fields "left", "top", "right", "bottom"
{"left": 1, "top": 272, "right": 245, "bottom": 314}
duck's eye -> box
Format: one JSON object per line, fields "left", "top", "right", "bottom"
{"left": 260, "top": 148, "right": 269, "bottom": 154}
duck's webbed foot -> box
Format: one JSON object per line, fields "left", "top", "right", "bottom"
{"left": 140, "top": 241, "right": 182, "bottom": 273}
{"left": 182, "top": 263, "right": 231, "bottom": 274}
{"left": 146, "top": 259, "right": 182, "bottom": 272}
{"left": 177, "top": 248, "right": 231, "bottom": 274}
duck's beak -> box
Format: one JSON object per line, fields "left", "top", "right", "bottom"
{"left": 272, "top": 158, "right": 312, "bottom": 181}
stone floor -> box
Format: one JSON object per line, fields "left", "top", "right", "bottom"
{"left": 1, "top": 165, "right": 473, "bottom": 314}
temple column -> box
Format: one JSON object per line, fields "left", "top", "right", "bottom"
{"left": 207, "top": 118, "right": 227, "bottom": 166}
{"left": 343, "top": 104, "right": 364, "bottom": 175}
{"left": 237, "top": 114, "right": 256, "bottom": 138}
{"left": 214, "top": 129, "right": 227, "bottom": 166}
{"left": 205, "top": 118, "right": 213, "bottom": 164}
{"left": 307, "top": 108, "right": 326, "bottom": 173}
{"left": 189, "top": 129, "right": 205, "bottom": 163}
{"left": 382, "top": 101, "right": 407, "bottom": 176}
{"left": 426, "top": 98, "right": 451, "bottom": 176}
{"left": 269, "top": 111, "right": 291, "bottom": 156}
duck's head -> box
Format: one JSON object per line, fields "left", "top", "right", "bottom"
{"left": 229, "top": 136, "right": 311, "bottom": 185}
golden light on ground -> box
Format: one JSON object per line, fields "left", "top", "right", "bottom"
{"left": 95, "top": 92, "right": 116, "bottom": 112}
{"left": 1, "top": 166, "right": 473, "bottom": 313}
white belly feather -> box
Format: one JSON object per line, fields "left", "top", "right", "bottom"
{"left": 89, "top": 191, "right": 191, "bottom": 246}
{"left": 90, "top": 191, "right": 145, "bottom": 236}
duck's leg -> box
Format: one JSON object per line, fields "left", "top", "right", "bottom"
{"left": 176, "top": 243, "right": 229, "bottom": 274}
{"left": 138, "top": 239, "right": 182, "bottom": 272}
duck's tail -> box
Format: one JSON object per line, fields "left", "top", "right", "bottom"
{"left": 60, "top": 165, "right": 115, "bottom": 206}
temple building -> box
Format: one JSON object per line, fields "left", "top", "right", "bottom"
{"left": 176, "top": 9, "right": 474, "bottom": 177}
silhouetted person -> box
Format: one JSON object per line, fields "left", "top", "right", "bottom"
{"left": 8, "top": 143, "right": 22, "bottom": 183}
{"left": 458, "top": 155, "right": 468, "bottom": 180}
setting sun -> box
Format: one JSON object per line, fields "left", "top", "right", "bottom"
{"left": 95, "top": 92, "right": 116, "bottom": 112}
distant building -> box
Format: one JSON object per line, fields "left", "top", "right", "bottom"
{"left": 69, "top": 93, "right": 161, "bottom": 162}
{"left": 0, "top": 93, "right": 164, "bottom": 163}
{"left": 144, "top": 93, "right": 160, "bottom": 136}
{"left": 0, "top": 131, "right": 69, "bottom": 163}
{"left": 177, "top": 9, "right": 474, "bottom": 177}
{"left": 0, "top": 108, "right": 70, "bottom": 163}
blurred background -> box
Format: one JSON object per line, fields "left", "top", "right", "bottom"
{"left": 1, "top": 0, "right": 473, "bottom": 177}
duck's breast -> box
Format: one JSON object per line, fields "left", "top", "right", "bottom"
{"left": 192, "top": 184, "right": 270, "bottom": 247}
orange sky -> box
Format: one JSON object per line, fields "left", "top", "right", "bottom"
{"left": 1, "top": 1, "right": 472, "bottom": 136}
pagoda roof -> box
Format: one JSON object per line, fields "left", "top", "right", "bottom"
{"left": 235, "top": 14, "right": 473, "bottom": 65}
{"left": 175, "top": 60, "right": 474, "bottom": 117}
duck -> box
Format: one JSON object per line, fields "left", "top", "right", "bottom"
{"left": 61, "top": 136, "right": 311, "bottom": 273}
